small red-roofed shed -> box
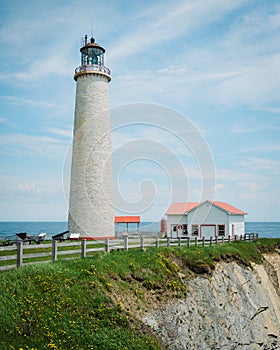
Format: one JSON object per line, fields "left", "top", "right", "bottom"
{"left": 114, "top": 216, "right": 140, "bottom": 236}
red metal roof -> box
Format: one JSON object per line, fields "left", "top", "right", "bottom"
{"left": 165, "top": 202, "right": 198, "bottom": 215}
{"left": 211, "top": 201, "right": 247, "bottom": 215}
{"left": 114, "top": 216, "right": 140, "bottom": 223}
{"left": 165, "top": 201, "right": 247, "bottom": 215}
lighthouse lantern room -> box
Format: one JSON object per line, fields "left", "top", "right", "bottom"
{"left": 80, "top": 35, "right": 105, "bottom": 65}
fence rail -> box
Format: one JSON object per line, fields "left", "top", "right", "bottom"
{"left": 0, "top": 233, "right": 258, "bottom": 271}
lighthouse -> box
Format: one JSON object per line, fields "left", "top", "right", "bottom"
{"left": 68, "top": 35, "right": 114, "bottom": 239}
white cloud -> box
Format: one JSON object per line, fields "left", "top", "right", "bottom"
{"left": 0, "top": 1, "right": 123, "bottom": 83}
{"left": 18, "top": 182, "right": 39, "bottom": 193}
{"left": 111, "top": 66, "right": 246, "bottom": 106}
{"left": 215, "top": 168, "right": 266, "bottom": 183}
{"left": 109, "top": 2, "right": 280, "bottom": 108}
{"left": 46, "top": 128, "right": 72, "bottom": 138}
{"left": 215, "top": 183, "right": 225, "bottom": 191}
{"left": 108, "top": 0, "right": 246, "bottom": 62}
{"left": 237, "top": 181, "right": 269, "bottom": 192}
{"left": 112, "top": 126, "right": 193, "bottom": 158}
{"left": 237, "top": 181, "right": 271, "bottom": 201}
{"left": 236, "top": 157, "right": 280, "bottom": 174}
{"left": 212, "top": 53, "right": 280, "bottom": 107}
{"left": 250, "top": 106, "right": 280, "bottom": 114}
{"left": 0, "top": 117, "right": 17, "bottom": 128}
{"left": 232, "top": 124, "right": 280, "bottom": 134}
{"left": 0, "top": 174, "right": 62, "bottom": 195}
{"left": 0, "top": 173, "right": 68, "bottom": 221}
{"left": 13, "top": 51, "right": 74, "bottom": 82}
{"left": 240, "top": 144, "right": 280, "bottom": 153}
{"left": 2, "top": 95, "right": 53, "bottom": 108}
{"left": 0, "top": 134, "right": 68, "bottom": 158}
{"left": 112, "top": 2, "right": 280, "bottom": 109}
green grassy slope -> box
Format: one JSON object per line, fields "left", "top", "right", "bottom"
{"left": 0, "top": 239, "right": 279, "bottom": 350}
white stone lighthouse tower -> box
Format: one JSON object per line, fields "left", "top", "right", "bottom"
{"left": 68, "top": 35, "right": 114, "bottom": 239}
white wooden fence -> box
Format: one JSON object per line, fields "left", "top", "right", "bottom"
{"left": 0, "top": 233, "right": 258, "bottom": 271}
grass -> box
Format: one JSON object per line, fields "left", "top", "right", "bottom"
{"left": 0, "top": 238, "right": 279, "bottom": 349}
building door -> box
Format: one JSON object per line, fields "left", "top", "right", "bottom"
{"left": 177, "top": 225, "right": 183, "bottom": 237}
{"left": 171, "top": 225, "right": 177, "bottom": 238}
{"left": 201, "top": 225, "right": 216, "bottom": 239}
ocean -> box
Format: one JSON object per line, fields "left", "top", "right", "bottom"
{"left": 0, "top": 222, "right": 279, "bottom": 239}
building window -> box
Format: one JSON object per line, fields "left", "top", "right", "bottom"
{"left": 192, "top": 225, "right": 199, "bottom": 236}
{"left": 173, "top": 225, "right": 177, "bottom": 232}
{"left": 183, "top": 224, "right": 188, "bottom": 235}
{"left": 218, "top": 225, "right": 225, "bottom": 236}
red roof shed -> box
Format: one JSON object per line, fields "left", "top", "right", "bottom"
{"left": 114, "top": 216, "right": 140, "bottom": 223}
{"left": 114, "top": 216, "right": 141, "bottom": 236}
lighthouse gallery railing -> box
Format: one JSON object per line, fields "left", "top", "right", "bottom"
{"left": 75, "top": 64, "right": 111, "bottom": 76}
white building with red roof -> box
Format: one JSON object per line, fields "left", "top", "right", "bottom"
{"left": 165, "top": 200, "right": 247, "bottom": 239}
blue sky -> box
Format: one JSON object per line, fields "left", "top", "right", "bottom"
{"left": 0, "top": 0, "right": 279, "bottom": 222}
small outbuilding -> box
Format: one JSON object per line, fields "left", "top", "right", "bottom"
{"left": 165, "top": 200, "right": 247, "bottom": 239}
{"left": 114, "top": 216, "right": 140, "bottom": 237}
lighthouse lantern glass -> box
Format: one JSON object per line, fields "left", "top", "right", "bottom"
{"left": 81, "top": 47, "right": 104, "bottom": 66}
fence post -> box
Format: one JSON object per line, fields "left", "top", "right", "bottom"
{"left": 215, "top": 236, "right": 218, "bottom": 245}
{"left": 202, "top": 237, "right": 205, "bottom": 247}
{"left": 124, "top": 236, "right": 128, "bottom": 251}
{"left": 16, "top": 241, "right": 23, "bottom": 268}
{"left": 234, "top": 235, "right": 237, "bottom": 241}
{"left": 81, "top": 239, "right": 87, "bottom": 258}
{"left": 228, "top": 236, "right": 231, "bottom": 243}
{"left": 195, "top": 237, "right": 198, "bottom": 247}
{"left": 52, "top": 239, "right": 57, "bottom": 262}
{"left": 140, "top": 236, "right": 144, "bottom": 250}
{"left": 222, "top": 236, "right": 224, "bottom": 245}
{"left": 105, "top": 238, "right": 110, "bottom": 253}
{"left": 156, "top": 237, "right": 159, "bottom": 248}
{"left": 210, "top": 236, "right": 213, "bottom": 246}
{"left": 167, "top": 237, "right": 171, "bottom": 248}
{"left": 178, "top": 237, "right": 182, "bottom": 247}
{"left": 187, "top": 237, "right": 190, "bottom": 248}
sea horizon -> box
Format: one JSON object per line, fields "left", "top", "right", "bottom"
{"left": 0, "top": 221, "right": 279, "bottom": 239}
{"left": 0, "top": 220, "right": 279, "bottom": 223}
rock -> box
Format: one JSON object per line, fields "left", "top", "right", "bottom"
{"left": 142, "top": 254, "right": 280, "bottom": 349}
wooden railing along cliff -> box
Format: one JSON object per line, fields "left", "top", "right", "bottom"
{"left": 0, "top": 233, "right": 258, "bottom": 271}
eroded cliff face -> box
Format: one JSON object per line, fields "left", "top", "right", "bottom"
{"left": 143, "top": 253, "right": 280, "bottom": 350}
